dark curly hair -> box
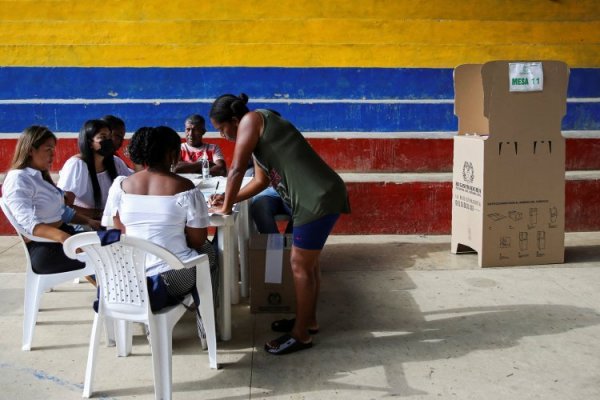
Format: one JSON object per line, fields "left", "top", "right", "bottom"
{"left": 209, "top": 93, "right": 250, "bottom": 123}
{"left": 127, "top": 127, "right": 152, "bottom": 166}
{"left": 127, "top": 126, "right": 181, "bottom": 168}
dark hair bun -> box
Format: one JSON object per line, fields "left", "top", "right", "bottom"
{"left": 210, "top": 93, "right": 250, "bottom": 122}
{"left": 231, "top": 93, "right": 250, "bottom": 116}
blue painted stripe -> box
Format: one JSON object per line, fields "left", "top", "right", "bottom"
{"left": 1, "top": 67, "right": 599, "bottom": 100}
{"left": 0, "top": 102, "right": 597, "bottom": 133}
{"left": 568, "top": 68, "right": 600, "bottom": 98}
{"left": 0, "top": 67, "right": 454, "bottom": 100}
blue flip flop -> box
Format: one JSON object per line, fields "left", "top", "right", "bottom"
{"left": 265, "top": 334, "right": 313, "bottom": 355}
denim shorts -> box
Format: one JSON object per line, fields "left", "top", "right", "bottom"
{"left": 292, "top": 213, "right": 340, "bottom": 250}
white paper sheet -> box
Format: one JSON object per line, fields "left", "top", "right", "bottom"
{"left": 264, "top": 234, "right": 284, "bottom": 283}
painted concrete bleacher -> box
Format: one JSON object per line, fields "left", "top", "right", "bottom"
{"left": 0, "top": 0, "right": 599, "bottom": 235}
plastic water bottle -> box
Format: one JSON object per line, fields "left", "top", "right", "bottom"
{"left": 201, "top": 151, "right": 210, "bottom": 180}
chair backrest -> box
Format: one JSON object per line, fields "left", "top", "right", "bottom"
{"left": 0, "top": 197, "right": 55, "bottom": 243}
{"left": 63, "top": 232, "right": 188, "bottom": 322}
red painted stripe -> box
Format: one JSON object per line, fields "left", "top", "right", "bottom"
{"left": 565, "top": 179, "right": 600, "bottom": 232}
{"left": 308, "top": 138, "right": 453, "bottom": 172}
{"left": 334, "top": 181, "right": 452, "bottom": 234}
{"left": 1, "top": 137, "right": 599, "bottom": 173}
{"left": 565, "top": 138, "right": 600, "bottom": 171}
{"left": 331, "top": 179, "right": 600, "bottom": 234}
{"left": 2, "top": 180, "right": 598, "bottom": 235}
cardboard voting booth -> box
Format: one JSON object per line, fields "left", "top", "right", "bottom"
{"left": 451, "top": 60, "right": 569, "bottom": 267}
{"left": 249, "top": 233, "right": 296, "bottom": 313}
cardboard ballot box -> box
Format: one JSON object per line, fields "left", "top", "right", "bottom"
{"left": 249, "top": 233, "right": 296, "bottom": 313}
{"left": 451, "top": 60, "right": 569, "bottom": 267}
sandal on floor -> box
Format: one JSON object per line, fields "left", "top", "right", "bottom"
{"left": 265, "top": 334, "right": 313, "bottom": 355}
{"left": 271, "top": 318, "right": 319, "bottom": 334}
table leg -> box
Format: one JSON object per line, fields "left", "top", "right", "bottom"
{"left": 237, "top": 200, "right": 251, "bottom": 298}
{"left": 231, "top": 220, "right": 240, "bottom": 305}
{"left": 216, "top": 216, "right": 233, "bottom": 341}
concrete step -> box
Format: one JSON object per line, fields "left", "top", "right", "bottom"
{"left": 334, "top": 171, "right": 600, "bottom": 234}
{"left": 2, "top": 20, "right": 597, "bottom": 46}
{"left": 1, "top": 171, "right": 599, "bottom": 235}
{"left": 1, "top": 136, "right": 599, "bottom": 173}
{"left": 2, "top": 0, "right": 598, "bottom": 22}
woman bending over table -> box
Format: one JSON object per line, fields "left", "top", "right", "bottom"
{"left": 208, "top": 93, "right": 350, "bottom": 355}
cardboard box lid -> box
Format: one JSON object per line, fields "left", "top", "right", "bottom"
{"left": 454, "top": 60, "right": 569, "bottom": 140}
{"left": 454, "top": 64, "right": 488, "bottom": 135}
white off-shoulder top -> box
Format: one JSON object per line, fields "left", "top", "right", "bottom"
{"left": 102, "top": 176, "right": 210, "bottom": 276}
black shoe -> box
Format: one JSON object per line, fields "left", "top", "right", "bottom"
{"left": 265, "top": 334, "right": 313, "bottom": 355}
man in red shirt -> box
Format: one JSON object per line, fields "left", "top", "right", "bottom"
{"left": 174, "top": 114, "right": 227, "bottom": 176}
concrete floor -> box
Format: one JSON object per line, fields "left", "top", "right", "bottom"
{"left": 0, "top": 233, "right": 599, "bottom": 399}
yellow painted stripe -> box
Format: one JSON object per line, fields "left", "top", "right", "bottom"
{"left": 2, "top": 43, "right": 599, "bottom": 68}
{"left": 1, "top": 20, "right": 598, "bottom": 46}
{"left": 1, "top": 0, "right": 599, "bottom": 21}
{"left": 1, "top": 0, "right": 599, "bottom": 67}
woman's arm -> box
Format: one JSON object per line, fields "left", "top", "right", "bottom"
{"left": 3, "top": 175, "right": 71, "bottom": 238}
{"left": 70, "top": 203, "right": 102, "bottom": 220}
{"left": 185, "top": 226, "right": 208, "bottom": 251}
{"left": 213, "top": 112, "right": 262, "bottom": 214}
{"left": 232, "top": 159, "right": 270, "bottom": 203}
{"left": 63, "top": 191, "right": 76, "bottom": 206}
{"left": 210, "top": 159, "right": 270, "bottom": 208}
{"left": 32, "top": 223, "right": 71, "bottom": 243}
{"left": 240, "top": 160, "right": 270, "bottom": 199}
{"left": 62, "top": 177, "right": 101, "bottom": 219}
{"left": 70, "top": 212, "right": 102, "bottom": 231}
{"left": 112, "top": 213, "right": 126, "bottom": 233}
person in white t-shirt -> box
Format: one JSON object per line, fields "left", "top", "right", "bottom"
{"left": 174, "top": 114, "right": 227, "bottom": 176}
{"left": 58, "top": 119, "right": 132, "bottom": 220}
{"left": 100, "top": 114, "right": 126, "bottom": 153}
{"left": 100, "top": 114, "right": 133, "bottom": 169}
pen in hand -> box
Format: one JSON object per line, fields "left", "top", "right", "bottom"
{"left": 209, "top": 181, "right": 221, "bottom": 207}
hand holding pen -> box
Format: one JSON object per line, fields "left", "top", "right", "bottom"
{"left": 208, "top": 181, "right": 224, "bottom": 208}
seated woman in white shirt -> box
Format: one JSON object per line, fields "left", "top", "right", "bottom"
{"left": 58, "top": 119, "right": 132, "bottom": 221}
{"left": 2, "top": 125, "right": 101, "bottom": 275}
{"left": 102, "top": 126, "right": 218, "bottom": 325}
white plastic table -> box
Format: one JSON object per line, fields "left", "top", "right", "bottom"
{"left": 180, "top": 175, "right": 251, "bottom": 341}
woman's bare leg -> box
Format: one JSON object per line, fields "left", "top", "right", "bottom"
{"left": 312, "top": 260, "right": 321, "bottom": 330}
{"left": 289, "top": 245, "right": 322, "bottom": 342}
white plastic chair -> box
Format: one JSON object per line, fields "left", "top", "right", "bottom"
{"left": 0, "top": 197, "right": 95, "bottom": 351}
{"left": 63, "top": 232, "right": 218, "bottom": 400}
